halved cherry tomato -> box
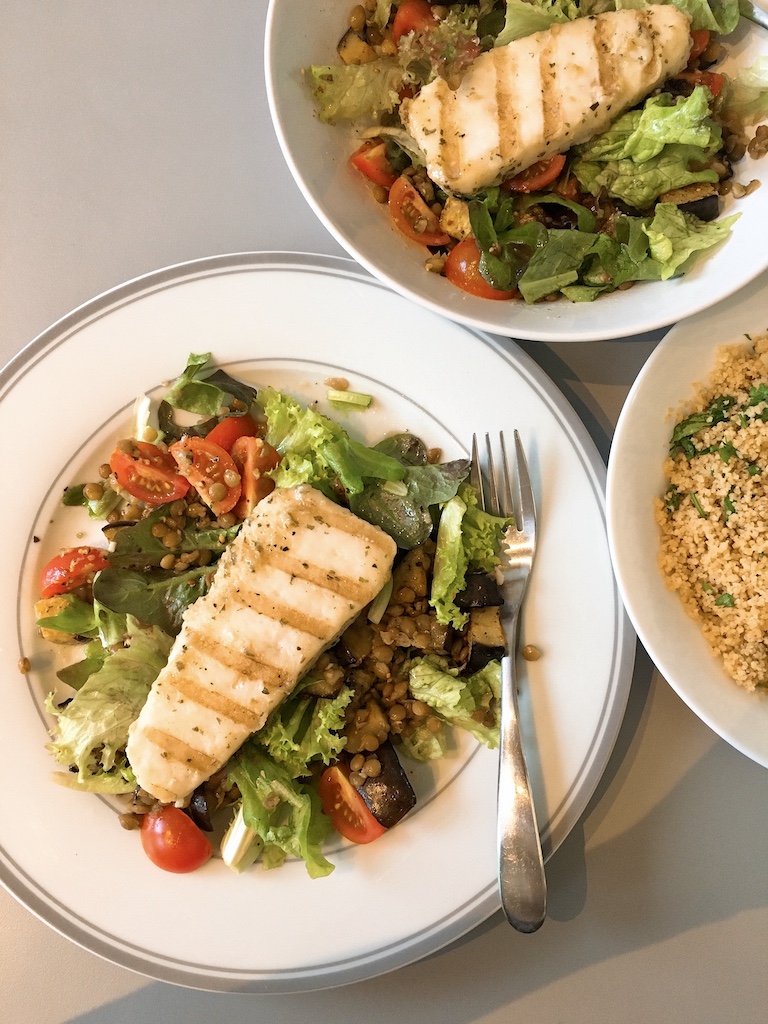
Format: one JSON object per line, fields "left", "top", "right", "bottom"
{"left": 169, "top": 436, "right": 242, "bottom": 516}
{"left": 110, "top": 441, "right": 191, "bottom": 505}
{"left": 350, "top": 138, "right": 398, "bottom": 188}
{"left": 140, "top": 806, "right": 213, "bottom": 873}
{"left": 676, "top": 70, "right": 725, "bottom": 97}
{"left": 230, "top": 435, "right": 280, "bottom": 518}
{"left": 389, "top": 175, "right": 451, "bottom": 247}
{"left": 502, "top": 154, "right": 566, "bottom": 193}
{"left": 40, "top": 546, "right": 110, "bottom": 598}
{"left": 688, "top": 29, "right": 711, "bottom": 63}
{"left": 391, "top": 0, "right": 437, "bottom": 43}
{"left": 317, "top": 764, "right": 387, "bottom": 845}
{"left": 204, "top": 412, "right": 259, "bottom": 453}
{"left": 444, "top": 238, "right": 518, "bottom": 300}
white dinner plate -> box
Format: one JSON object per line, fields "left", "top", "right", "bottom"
{"left": 607, "top": 266, "right": 768, "bottom": 767}
{"left": 0, "top": 253, "right": 634, "bottom": 991}
{"left": 266, "top": 7, "right": 768, "bottom": 342}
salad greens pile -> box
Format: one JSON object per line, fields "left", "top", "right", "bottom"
{"left": 40, "top": 354, "right": 511, "bottom": 876}
{"left": 308, "top": 0, "right": 768, "bottom": 302}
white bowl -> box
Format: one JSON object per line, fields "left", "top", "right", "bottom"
{"left": 607, "top": 267, "right": 768, "bottom": 767}
{"left": 265, "top": 4, "right": 768, "bottom": 342}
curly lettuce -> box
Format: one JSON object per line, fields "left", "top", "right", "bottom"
{"left": 430, "top": 482, "right": 512, "bottom": 627}
{"left": 45, "top": 617, "right": 172, "bottom": 793}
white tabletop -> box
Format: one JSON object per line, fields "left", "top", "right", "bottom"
{"left": 2, "top": 3, "right": 767, "bottom": 1022}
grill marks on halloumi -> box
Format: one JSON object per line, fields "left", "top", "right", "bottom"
{"left": 400, "top": 6, "right": 693, "bottom": 195}
{"left": 126, "top": 485, "right": 397, "bottom": 804}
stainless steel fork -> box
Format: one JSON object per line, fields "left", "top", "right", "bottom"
{"left": 471, "top": 431, "right": 546, "bottom": 933}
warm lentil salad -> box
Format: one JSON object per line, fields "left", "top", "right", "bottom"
{"left": 34, "top": 354, "right": 515, "bottom": 876}
{"left": 307, "top": 0, "right": 768, "bottom": 304}
{"left": 656, "top": 331, "right": 768, "bottom": 691}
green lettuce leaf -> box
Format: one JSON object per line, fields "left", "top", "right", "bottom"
{"left": 62, "top": 482, "right": 121, "bottom": 521}
{"left": 256, "top": 683, "right": 353, "bottom": 778}
{"left": 642, "top": 203, "right": 739, "bottom": 278}
{"left": 495, "top": 0, "right": 577, "bottom": 46}
{"left": 108, "top": 503, "right": 239, "bottom": 569}
{"left": 36, "top": 593, "right": 128, "bottom": 650}
{"left": 349, "top": 457, "right": 470, "bottom": 548}
{"left": 517, "top": 229, "right": 600, "bottom": 302}
{"left": 157, "top": 352, "right": 259, "bottom": 440}
{"left": 36, "top": 594, "right": 99, "bottom": 638}
{"left": 613, "top": 0, "right": 740, "bottom": 33}
{"left": 56, "top": 640, "right": 108, "bottom": 691}
{"left": 93, "top": 565, "right": 212, "bottom": 636}
{"left": 398, "top": 722, "right": 448, "bottom": 761}
{"left": 573, "top": 88, "right": 722, "bottom": 208}
{"left": 162, "top": 351, "right": 259, "bottom": 417}
{"left": 306, "top": 61, "right": 405, "bottom": 124}
{"left": 721, "top": 56, "right": 768, "bottom": 127}
{"left": 262, "top": 387, "right": 468, "bottom": 548}
{"left": 407, "top": 656, "right": 502, "bottom": 750}
{"left": 430, "top": 483, "right": 512, "bottom": 627}
{"left": 46, "top": 617, "right": 172, "bottom": 793}
{"left": 493, "top": 0, "right": 739, "bottom": 45}
{"left": 226, "top": 744, "right": 334, "bottom": 878}
{"left": 261, "top": 386, "right": 355, "bottom": 497}
{"left": 430, "top": 492, "right": 469, "bottom": 628}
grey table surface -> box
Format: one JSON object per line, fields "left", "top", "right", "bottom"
{"left": 1, "top": 3, "right": 767, "bottom": 1023}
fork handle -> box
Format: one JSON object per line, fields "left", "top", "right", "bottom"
{"left": 497, "top": 649, "right": 547, "bottom": 933}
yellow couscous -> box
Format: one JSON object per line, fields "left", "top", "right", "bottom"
{"left": 656, "top": 331, "right": 768, "bottom": 691}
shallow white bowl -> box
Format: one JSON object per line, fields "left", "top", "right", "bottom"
{"left": 607, "top": 267, "right": 768, "bottom": 767}
{"left": 265, "top": 4, "right": 768, "bottom": 342}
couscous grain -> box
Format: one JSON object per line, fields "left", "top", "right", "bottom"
{"left": 656, "top": 331, "right": 768, "bottom": 691}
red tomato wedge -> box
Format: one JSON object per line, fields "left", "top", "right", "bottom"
{"left": 391, "top": 0, "right": 437, "bottom": 43}
{"left": 204, "top": 412, "right": 259, "bottom": 453}
{"left": 389, "top": 175, "right": 451, "bottom": 247}
{"left": 110, "top": 441, "right": 191, "bottom": 505}
{"left": 350, "top": 139, "right": 398, "bottom": 188}
{"left": 444, "top": 238, "right": 518, "bottom": 300}
{"left": 140, "top": 806, "right": 213, "bottom": 873}
{"left": 230, "top": 435, "right": 280, "bottom": 519}
{"left": 676, "top": 70, "right": 725, "bottom": 97}
{"left": 688, "top": 29, "right": 710, "bottom": 63}
{"left": 317, "top": 765, "right": 387, "bottom": 844}
{"left": 40, "top": 546, "right": 110, "bottom": 598}
{"left": 502, "top": 154, "right": 566, "bottom": 193}
{"left": 169, "top": 436, "right": 242, "bottom": 516}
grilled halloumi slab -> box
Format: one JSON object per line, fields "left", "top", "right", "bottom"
{"left": 400, "top": 6, "right": 692, "bottom": 195}
{"left": 126, "top": 485, "right": 397, "bottom": 804}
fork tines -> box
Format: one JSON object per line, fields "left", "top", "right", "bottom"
{"left": 471, "top": 431, "right": 534, "bottom": 533}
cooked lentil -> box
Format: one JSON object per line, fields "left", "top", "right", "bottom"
{"left": 656, "top": 331, "right": 768, "bottom": 690}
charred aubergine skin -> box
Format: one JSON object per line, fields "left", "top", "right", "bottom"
{"left": 356, "top": 741, "right": 417, "bottom": 829}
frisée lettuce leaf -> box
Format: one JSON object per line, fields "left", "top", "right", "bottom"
{"left": 262, "top": 388, "right": 469, "bottom": 547}
{"left": 307, "top": 61, "right": 406, "bottom": 124}
{"left": 405, "top": 656, "right": 502, "bottom": 754}
{"left": 430, "top": 483, "right": 512, "bottom": 628}
{"left": 226, "top": 744, "right": 334, "bottom": 878}
{"left": 255, "top": 682, "right": 353, "bottom": 779}
{"left": 45, "top": 617, "right": 172, "bottom": 793}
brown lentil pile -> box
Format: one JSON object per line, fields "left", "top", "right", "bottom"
{"left": 305, "top": 539, "right": 476, "bottom": 785}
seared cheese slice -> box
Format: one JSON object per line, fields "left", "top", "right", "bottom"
{"left": 400, "top": 6, "right": 692, "bottom": 195}
{"left": 126, "top": 484, "right": 397, "bottom": 804}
